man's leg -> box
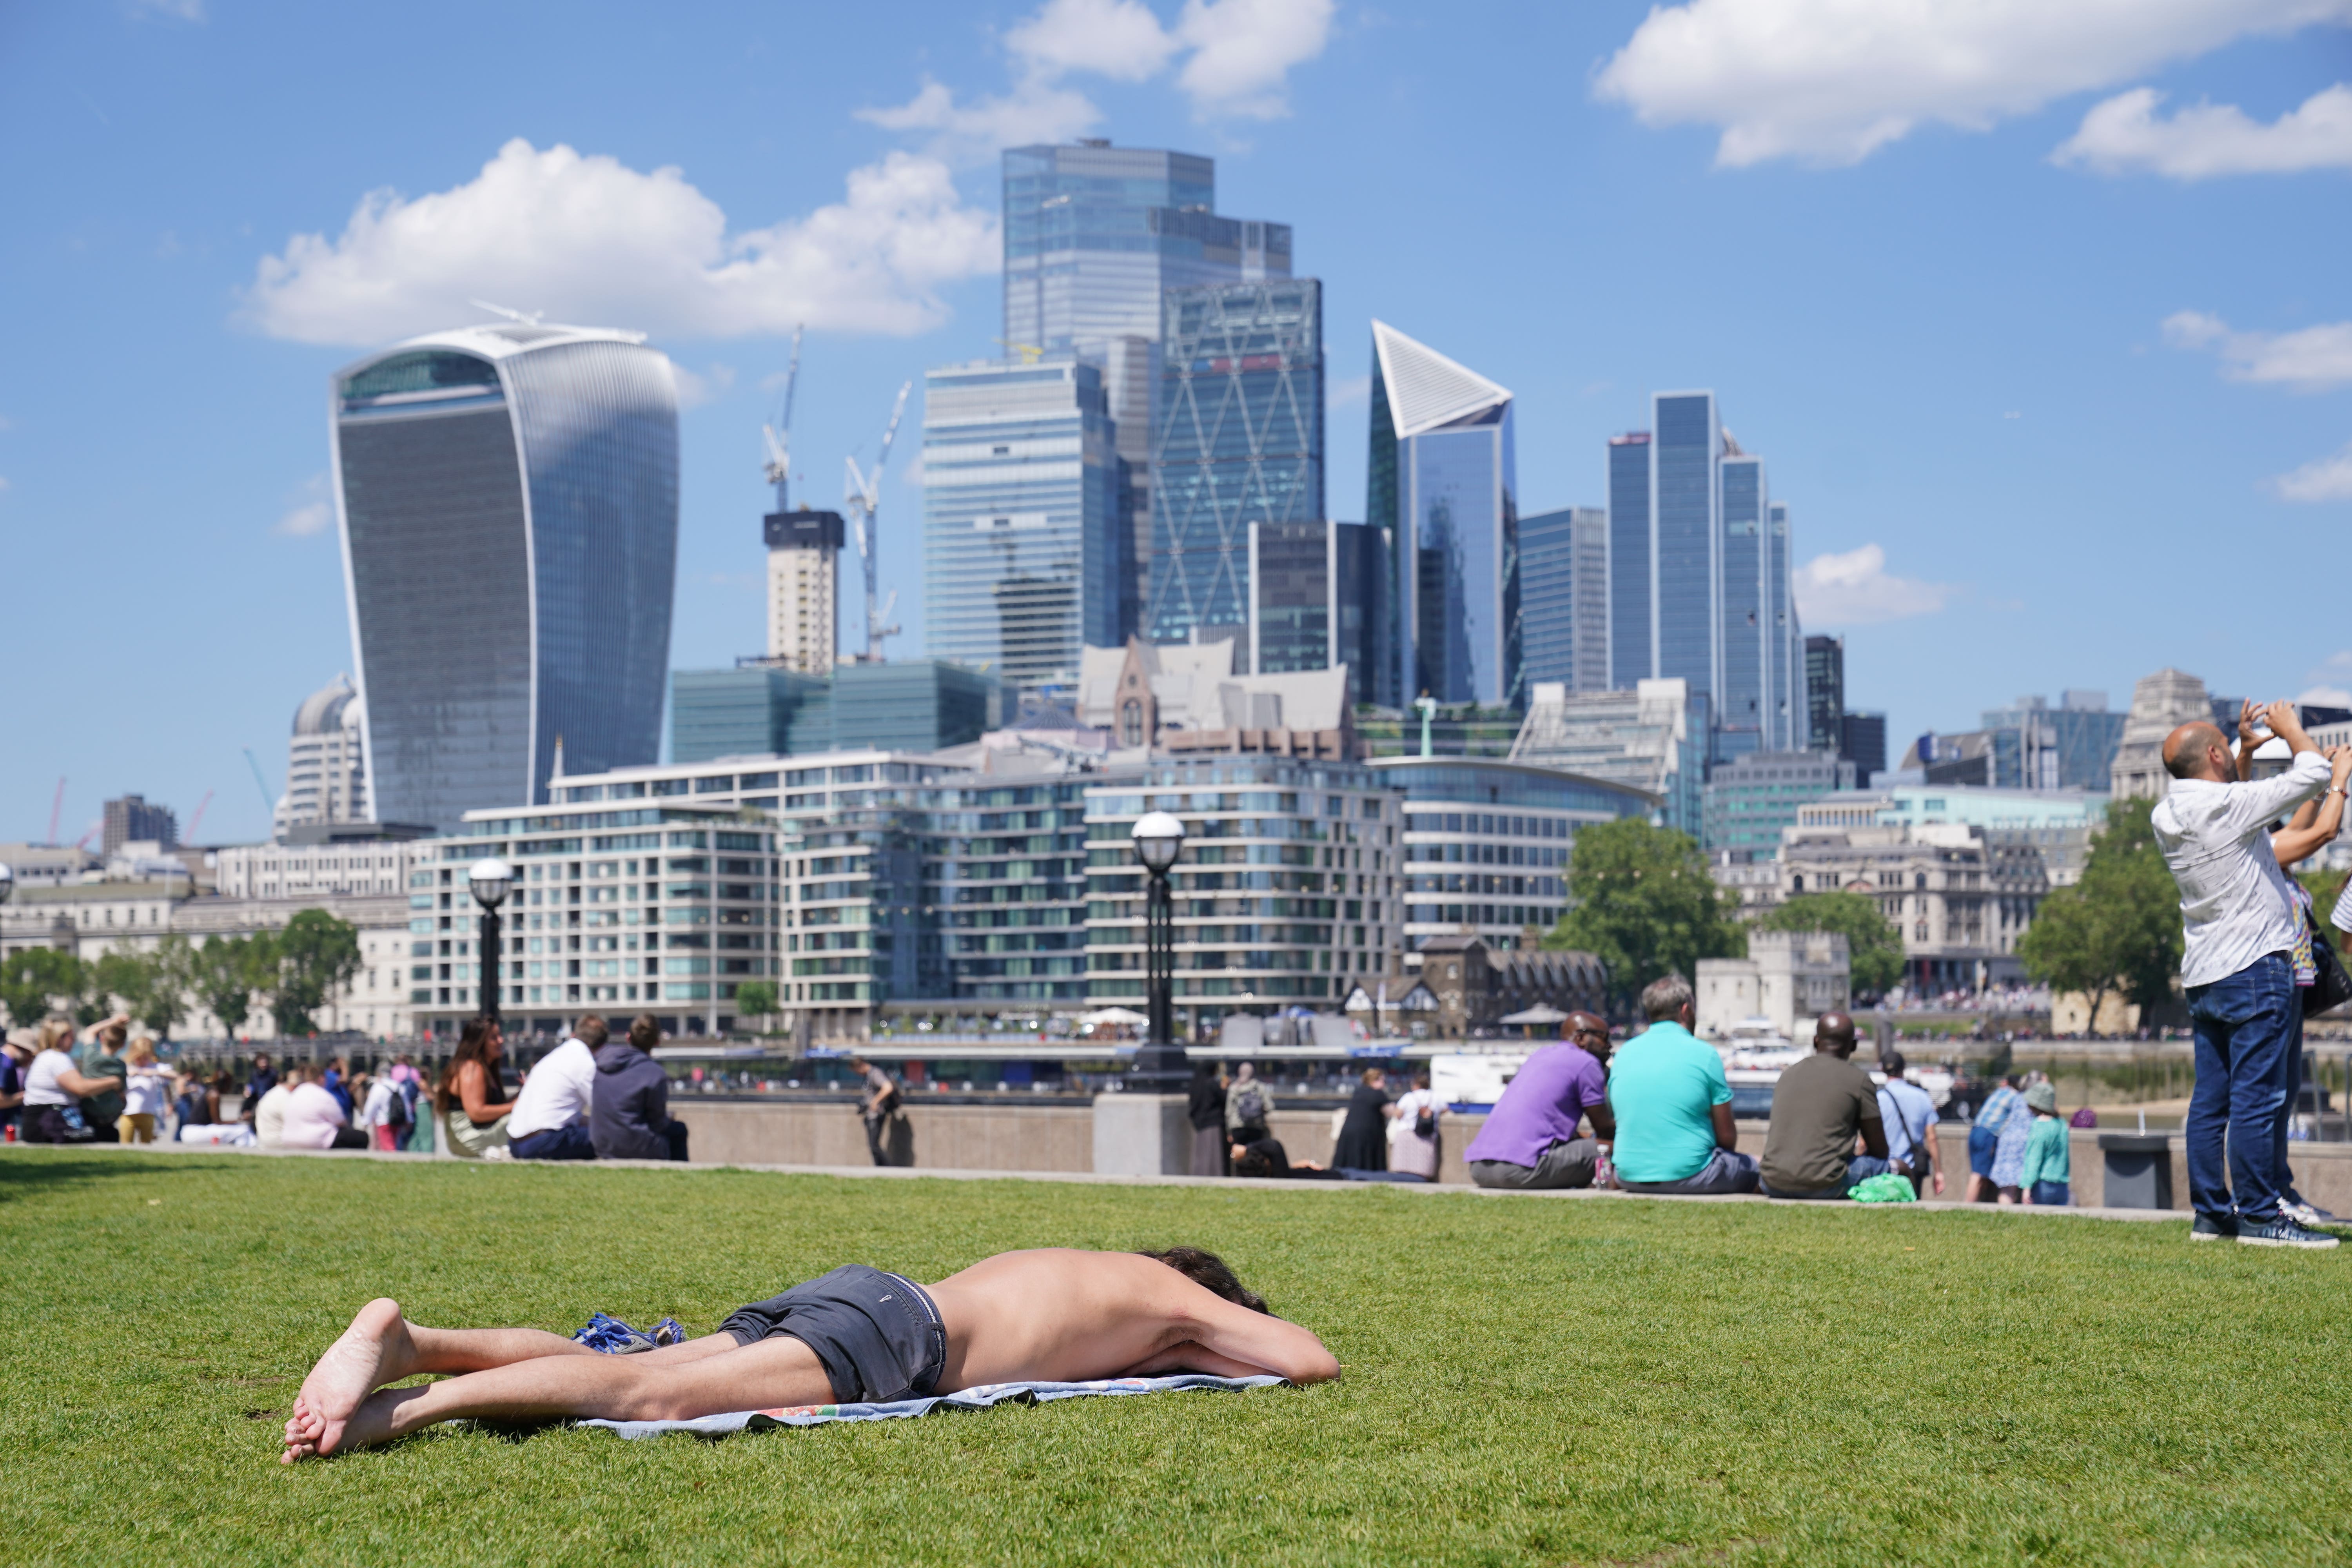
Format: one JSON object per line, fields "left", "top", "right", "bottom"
{"left": 1527, "top": 1137, "right": 1599, "bottom": 1189}
{"left": 2274, "top": 1010, "right": 2307, "bottom": 1205}
{"left": 2184, "top": 980, "right": 2238, "bottom": 1223}
{"left": 1623, "top": 1147, "right": 1759, "bottom": 1196}
{"left": 1841, "top": 1154, "right": 1894, "bottom": 1192}
{"left": 864, "top": 1115, "right": 889, "bottom": 1167}
{"left": 2227, "top": 956, "right": 2298, "bottom": 1227}
{"left": 662, "top": 1120, "right": 689, "bottom": 1162}
{"left": 285, "top": 1309, "right": 832, "bottom": 1461}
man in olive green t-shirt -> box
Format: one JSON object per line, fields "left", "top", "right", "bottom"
{"left": 1759, "top": 1013, "right": 1893, "bottom": 1199}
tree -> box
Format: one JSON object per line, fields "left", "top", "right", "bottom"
{"left": 1547, "top": 818, "right": 1742, "bottom": 1003}
{"left": 734, "top": 980, "right": 778, "bottom": 1034}
{"left": 2017, "top": 795, "right": 2183, "bottom": 1036}
{"left": 267, "top": 910, "right": 363, "bottom": 1037}
{"left": 0, "top": 947, "right": 85, "bottom": 1029}
{"left": 1751, "top": 890, "right": 1906, "bottom": 1000}
{"left": 191, "top": 934, "right": 271, "bottom": 1040}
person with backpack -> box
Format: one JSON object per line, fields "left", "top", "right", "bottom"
{"left": 1225, "top": 1062, "right": 1273, "bottom": 1145}
{"left": 1187, "top": 1061, "right": 1228, "bottom": 1176}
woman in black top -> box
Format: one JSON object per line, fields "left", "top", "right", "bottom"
{"left": 1331, "top": 1066, "right": 1395, "bottom": 1172}
{"left": 1187, "top": 1062, "right": 1228, "bottom": 1176}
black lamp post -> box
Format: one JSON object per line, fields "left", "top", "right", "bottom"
{"left": 468, "top": 857, "right": 512, "bottom": 1023}
{"left": 1130, "top": 811, "right": 1186, "bottom": 1084}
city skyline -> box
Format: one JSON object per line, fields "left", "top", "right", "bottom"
{"left": 4, "top": 2, "right": 2347, "bottom": 843}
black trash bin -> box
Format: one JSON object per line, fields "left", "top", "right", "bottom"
{"left": 2098, "top": 1132, "right": 2173, "bottom": 1210}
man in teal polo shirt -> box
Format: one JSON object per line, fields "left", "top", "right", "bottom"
{"left": 1607, "top": 974, "right": 1758, "bottom": 1196}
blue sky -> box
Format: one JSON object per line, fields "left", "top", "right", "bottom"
{"left": 3, "top": 0, "right": 2348, "bottom": 846}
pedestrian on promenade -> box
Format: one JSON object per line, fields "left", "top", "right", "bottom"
{"left": 1226, "top": 1062, "right": 1273, "bottom": 1145}
{"left": 847, "top": 1054, "right": 900, "bottom": 1167}
{"left": 246, "top": 1051, "right": 278, "bottom": 1107}
{"left": 1332, "top": 1067, "right": 1394, "bottom": 1172}
{"left": 1388, "top": 1070, "right": 1444, "bottom": 1181}
{"left": 1876, "top": 1051, "right": 1945, "bottom": 1198}
{"left": 118, "top": 1038, "right": 168, "bottom": 1144}
{"left": 1187, "top": 1061, "right": 1227, "bottom": 1177}
{"left": 1609, "top": 975, "right": 1759, "bottom": 1196}
{"left": 436, "top": 1018, "right": 517, "bottom": 1160}
{"left": 1463, "top": 1012, "right": 1613, "bottom": 1190}
{"left": 359, "top": 1070, "right": 401, "bottom": 1151}
{"left": 2018, "top": 1082, "right": 2071, "bottom": 1206}
{"left": 1967, "top": 1075, "right": 2025, "bottom": 1203}
{"left": 2153, "top": 699, "right": 2341, "bottom": 1247}
{"left": 1758, "top": 1013, "right": 1893, "bottom": 1199}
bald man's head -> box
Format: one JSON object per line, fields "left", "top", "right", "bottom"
{"left": 1813, "top": 1012, "right": 1857, "bottom": 1058}
{"left": 2163, "top": 721, "right": 2230, "bottom": 782}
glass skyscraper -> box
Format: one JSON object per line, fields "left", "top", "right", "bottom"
{"left": 332, "top": 323, "right": 678, "bottom": 830}
{"left": 1002, "top": 142, "right": 1291, "bottom": 641}
{"left": 1246, "top": 519, "right": 1377, "bottom": 682}
{"left": 1148, "top": 278, "right": 1324, "bottom": 645}
{"left": 920, "top": 358, "right": 1119, "bottom": 688}
{"left": 1367, "top": 321, "right": 1517, "bottom": 710}
{"left": 1602, "top": 391, "right": 1800, "bottom": 764}
{"left": 1518, "top": 506, "right": 1606, "bottom": 693}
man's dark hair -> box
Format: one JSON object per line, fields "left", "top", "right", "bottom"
{"left": 628, "top": 1014, "right": 660, "bottom": 1052}
{"left": 1138, "top": 1246, "right": 1268, "bottom": 1314}
{"left": 574, "top": 1015, "right": 608, "bottom": 1049}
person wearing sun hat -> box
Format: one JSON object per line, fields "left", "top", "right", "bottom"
{"left": 2015, "top": 1081, "right": 2071, "bottom": 1207}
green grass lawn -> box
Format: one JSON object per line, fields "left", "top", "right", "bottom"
{"left": 5, "top": 1151, "right": 2350, "bottom": 1566}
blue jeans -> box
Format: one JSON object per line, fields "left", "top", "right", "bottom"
{"left": 2275, "top": 1007, "right": 2307, "bottom": 1205}
{"left": 2186, "top": 952, "right": 2298, "bottom": 1226}
{"left": 510, "top": 1118, "right": 596, "bottom": 1161}
{"left": 1620, "top": 1146, "right": 1759, "bottom": 1196}
{"left": 1759, "top": 1153, "right": 1893, "bottom": 1200}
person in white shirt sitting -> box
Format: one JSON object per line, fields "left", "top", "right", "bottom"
{"left": 2152, "top": 699, "right": 2347, "bottom": 1250}
{"left": 252, "top": 1072, "right": 296, "bottom": 1148}
{"left": 508, "top": 1015, "right": 604, "bottom": 1161}
{"left": 283, "top": 1062, "right": 369, "bottom": 1151}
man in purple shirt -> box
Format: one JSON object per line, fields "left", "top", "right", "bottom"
{"left": 1464, "top": 1013, "right": 1615, "bottom": 1189}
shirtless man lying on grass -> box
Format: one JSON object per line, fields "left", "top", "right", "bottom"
{"left": 282, "top": 1246, "right": 1338, "bottom": 1461}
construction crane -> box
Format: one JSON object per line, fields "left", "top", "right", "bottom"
{"left": 184, "top": 789, "right": 214, "bottom": 844}
{"left": 843, "top": 379, "right": 911, "bottom": 663}
{"left": 759, "top": 323, "right": 805, "bottom": 510}
{"left": 242, "top": 748, "right": 275, "bottom": 820}
{"left": 46, "top": 777, "right": 64, "bottom": 846}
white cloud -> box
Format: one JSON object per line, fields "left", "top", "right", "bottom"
{"left": 860, "top": 0, "right": 1332, "bottom": 152}
{"left": 2299, "top": 652, "right": 2352, "bottom": 705}
{"left": 1008, "top": 0, "right": 1181, "bottom": 80}
{"left": 0, "top": 476, "right": 11, "bottom": 492}
{"left": 1793, "top": 543, "right": 1953, "bottom": 625}
{"left": 1593, "top": 0, "right": 2352, "bottom": 168}
{"left": 2163, "top": 310, "right": 2352, "bottom": 391}
{"left": 1173, "top": 0, "right": 1336, "bottom": 120}
{"left": 2275, "top": 440, "right": 2352, "bottom": 502}
{"left": 671, "top": 363, "right": 737, "bottom": 410}
{"left": 855, "top": 80, "right": 1103, "bottom": 168}
{"left": 274, "top": 474, "right": 330, "bottom": 537}
{"left": 241, "top": 140, "right": 996, "bottom": 347}
{"left": 2056, "top": 83, "right": 2352, "bottom": 178}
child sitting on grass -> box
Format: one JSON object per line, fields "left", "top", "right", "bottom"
{"left": 2018, "top": 1081, "right": 2070, "bottom": 1207}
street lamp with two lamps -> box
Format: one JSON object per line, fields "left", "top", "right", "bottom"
{"left": 1129, "top": 811, "right": 1186, "bottom": 1083}
{"left": 467, "top": 857, "right": 512, "bottom": 1023}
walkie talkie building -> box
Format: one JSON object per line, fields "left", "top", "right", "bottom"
{"left": 331, "top": 323, "right": 679, "bottom": 830}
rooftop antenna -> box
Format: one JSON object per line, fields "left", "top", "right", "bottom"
{"left": 844, "top": 379, "right": 911, "bottom": 662}
{"left": 469, "top": 299, "right": 545, "bottom": 326}
{"left": 760, "top": 323, "right": 806, "bottom": 511}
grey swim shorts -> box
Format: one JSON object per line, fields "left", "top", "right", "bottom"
{"left": 717, "top": 1264, "right": 946, "bottom": 1404}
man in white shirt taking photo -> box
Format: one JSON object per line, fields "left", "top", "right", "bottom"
{"left": 2153, "top": 700, "right": 2346, "bottom": 1249}
{"left": 508, "top": 1015, "right": 604, "bottom": 1161}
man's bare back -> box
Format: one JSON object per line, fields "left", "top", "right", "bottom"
{"left": 282, "top": 1247, "right": 1338, "bottom": 1462}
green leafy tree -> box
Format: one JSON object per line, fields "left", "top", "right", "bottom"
{"left": 1546, "top": 818, "right": 1742, "bottom": 1003}
{"left": 0, "top": 947, "right": 86, "bottom": 1028}
{"left": 191, "top": 934, "right": 271, "bottom": 1039}
{"left": 266, "top": 910, "right": 363, "bottom": 1037}
{"left": 734, "top": 980, "right": 778, "bottom": 1033}
{"left": 2018, "top": 796, "right": 2183, "bottom": 1036}
{"left": 1752, "top": 890, "right": 1906, "bottom": 999}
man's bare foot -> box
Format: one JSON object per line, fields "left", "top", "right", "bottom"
{"left": 281, "top": 1298, "right": 416, "bottom": 1463}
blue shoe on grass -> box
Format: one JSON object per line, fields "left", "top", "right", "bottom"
{"left": 573, "top": 1312, "right": 684, "bottom": 1354}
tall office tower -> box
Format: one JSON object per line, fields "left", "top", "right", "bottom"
{"left": 920, "top": 356, "right": 1119, "bottom": 688}
{"left": 102, "top": 794, "right": 177, "bottom": 857}
{"left": 333, "top": 323, "right": 678, "bottom": 829}
{"left": 1840, "top": 711, "right": 1887, "bottom": 783}
{"left": 1602, "top": 392, "right": 1797, "bottom": 764}
{"left": 764, "top": 508, "right": 844, "bottom": 674}
{"left": 1002, "top": 142, "right": 1292, "bottom": 640}
{"left": 1804, "top": 635, "right": 1844, "bottom": 755}
{"left": 1246, "top": 519, "right": 1378, "bottom": 680}
{"left": 274, "top": 673, "right": 371, "bottom": 840}
{"left": 1148, "top": 279, "right": 1325, "bottom": 645}
{"left": 1367, "top": 321, "right": 1518, "bottom": 710}
{"left": 1519, "top": 506, "right": 1608, "bottom": 693}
